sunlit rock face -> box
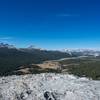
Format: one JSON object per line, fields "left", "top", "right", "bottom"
{"left": 0, "top": 73, "right": 100, "bottom": 100}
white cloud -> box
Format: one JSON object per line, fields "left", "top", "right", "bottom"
{"left": 0, "top": 37, "right": 13, "bottom": 40}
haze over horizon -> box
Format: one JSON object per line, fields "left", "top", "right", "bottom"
{"left": 0, "top": 0, "right": 100, "bottom": 49}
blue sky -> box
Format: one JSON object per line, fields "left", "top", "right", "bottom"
{"left": 0, "top": 0, "right": 100, "bottom": 49}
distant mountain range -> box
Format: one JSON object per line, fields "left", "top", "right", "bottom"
{"left": 61, "top": 48, "right": 100, "bottom": 57}
{"left": 0, "top": 43, "right": 100, "bottom": 57}
{"left": 0, "top": 43, "right": 15, "bottom": 48}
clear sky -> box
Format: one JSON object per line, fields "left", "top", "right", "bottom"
{"left": 0, "top": 0, "right": 100, "bottom": 49}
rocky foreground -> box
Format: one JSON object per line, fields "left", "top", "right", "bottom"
{"left": 0, "top": 73, "right": 100, "bottom": 100}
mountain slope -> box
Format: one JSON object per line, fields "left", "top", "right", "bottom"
{"left": 0, "top": 43, "right": 71, "bottom": 76}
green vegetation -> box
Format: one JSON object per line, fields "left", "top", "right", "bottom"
{"left": 0, "top": 47, "right": 70, "bottom": 76}
{"left": 59, "top": 57, "right": 100, "bottom": 80}
{"left": 14, "top": 64, "right": 61, "bottom": 75}
{"left": 0, "top": 46, "right": 100, "bottom": 80}
{"left": 68, "top": 61, "right": 100, "bottom": 80}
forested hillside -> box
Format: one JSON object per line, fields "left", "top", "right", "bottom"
{"left": 0, "top": 44, "right": 71, "bottom": 76}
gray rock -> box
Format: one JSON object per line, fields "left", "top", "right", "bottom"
{"left": 0, "top": 73, "right": 100, "bottom": 100}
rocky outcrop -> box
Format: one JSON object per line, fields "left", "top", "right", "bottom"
{"left": 0, "top": 73, "right": 100, "bottom": 100}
